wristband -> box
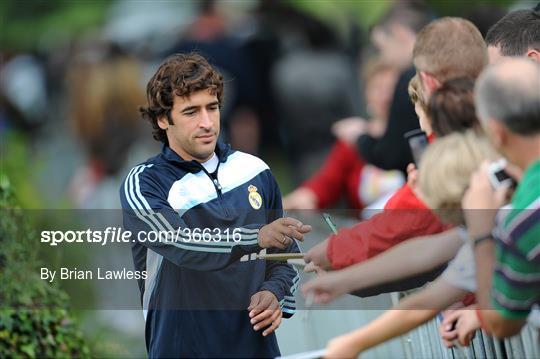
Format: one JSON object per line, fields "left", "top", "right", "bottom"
{"left": 472, "top": 233, "right": 493, "bottom": 247}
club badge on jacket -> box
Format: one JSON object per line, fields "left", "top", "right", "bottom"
{"left": 248, "top": 185, "right": 262, "bottom": 210}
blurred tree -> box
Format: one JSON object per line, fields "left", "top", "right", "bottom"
{"left": 425, "top": 0, "right": 516, "bottom": 17}
{"left": 0, "top": 176, "right": 90, "bottom": 358}
{"left": 1, "top": 133, "right": 45, "bottom": 208}
{"left": 0, "top": 0, "right": 111, "bottom": 51}
{"left": 289, "top": 0, "right": 517, "bottom": 30}
{"left": 289, "top": 0, "right": 389, "bottom": 39}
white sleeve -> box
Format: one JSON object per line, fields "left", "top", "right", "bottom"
{"left": 441, "top": 243, "right": 477, "bottom": 292}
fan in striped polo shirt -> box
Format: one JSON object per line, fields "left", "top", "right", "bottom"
{"left": 453, "top": 58, "right": 540, "bottom": 343}
{"left": 492, "top": 160, "right": 540, "bottom": 319}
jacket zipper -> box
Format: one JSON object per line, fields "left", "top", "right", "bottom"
{"left": 199, "top": 163, "right": 230, "bottom": 217}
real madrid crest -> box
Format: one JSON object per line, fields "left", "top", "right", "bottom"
{"left": 248, "top": 185, "right": 262, "bottom": 210}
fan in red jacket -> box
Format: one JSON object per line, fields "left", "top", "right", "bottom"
{"left": 328, "top": 182, "right": 446, "bottom": 269}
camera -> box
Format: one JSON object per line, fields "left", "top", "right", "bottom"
{"left": 487, "top": 159, "right": 515, "bottom": 189}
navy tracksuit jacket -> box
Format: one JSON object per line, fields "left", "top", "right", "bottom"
{"left": 120, "top": 142, "right": 299, "bottom": 358}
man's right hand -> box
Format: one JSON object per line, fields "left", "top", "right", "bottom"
{"left": 258, "top": 217, "right": 312, "bottom": 249}
{"left": 304, "top": 238, "right": 332, "bottom": 270}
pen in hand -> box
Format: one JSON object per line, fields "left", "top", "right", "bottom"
{"left": 322, "top": 213, "right": 338, "bottom": 235}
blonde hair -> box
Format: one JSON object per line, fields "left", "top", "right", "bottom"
{"left": 418, "top": 130, "right": 497, "bottom": 225}
{"left": 413, "top": 17, "right": 488, "bottom": 82}
{"left": 408, "top": 74, "right": 426, "bottom": 110}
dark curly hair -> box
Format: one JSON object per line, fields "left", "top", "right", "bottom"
{"left": 140, "top": 53, "right": 224, "bottom": 145}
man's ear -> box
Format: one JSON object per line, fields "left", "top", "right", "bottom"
{"left": 419, "top": 71, "right": 441, "bottom": 101}
{"left": 486, "top": 119, "right": 507, "bottom": 149}
{"left": 526, "top": 48, "right": 540, "bottom": 63}
{"left": 157, "top": 116, "right": 170, "bottom": 130}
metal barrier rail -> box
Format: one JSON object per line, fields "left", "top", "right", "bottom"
{"left": 401, "top": 312, "right": 540, "bottom": 359}
{"left": 392, "top": 291, "right": 540, "bottom": 359}
{"left": 401, "top": 318, "right": 539, "bottom": 359}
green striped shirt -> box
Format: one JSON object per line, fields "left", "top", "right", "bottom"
{"left": 492, "top": 159, "right": 540, "bottom": 319}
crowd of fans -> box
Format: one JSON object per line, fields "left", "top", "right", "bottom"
{"left": 297, "top": 4, "right": 540, "bottom": 358}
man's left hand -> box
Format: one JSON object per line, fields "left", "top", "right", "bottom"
{"left": 248, "top": 290, "right": 282, "bottom": 336}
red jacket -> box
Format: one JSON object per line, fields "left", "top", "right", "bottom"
{"left": 327, "top": 184, "right": 447, "bottom": 269}
{"left": 302, "top": 140, "right": 365, "bottom": 210}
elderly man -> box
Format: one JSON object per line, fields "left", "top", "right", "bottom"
{"left": 443, "top": 58, "right": 540, "bottom": 345}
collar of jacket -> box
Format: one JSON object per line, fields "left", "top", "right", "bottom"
{"left": 160, "top": 141, "right": 232, "bottom": 172}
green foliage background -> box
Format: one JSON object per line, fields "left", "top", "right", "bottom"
{"left": 0, "top": 0, "right": 519, "bottom": 52}
{"left": 0, "top": 177, "right": 90, "bottom": 358}
{"left": 0, "top": 1, "right": 111, "bottom": 51}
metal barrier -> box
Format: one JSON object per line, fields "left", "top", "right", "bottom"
{"left": 392, "top": 280, "right": 540, "bottom": 359}
{"left": 277, "top": 304, "right": 539, "bottom": 358}
{"left": 400, "top": 317, "right": 539, "bottom": 359}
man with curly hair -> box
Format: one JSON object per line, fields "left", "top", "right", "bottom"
{"left": 120, "top": 53, "right": 311, "bottom": 358}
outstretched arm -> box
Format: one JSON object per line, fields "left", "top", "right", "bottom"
{"left": 324, "top": 278, "right": 467, "bottom": 358}
{"left": 302, "top": 228, "right": 462, "bottom": 304}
